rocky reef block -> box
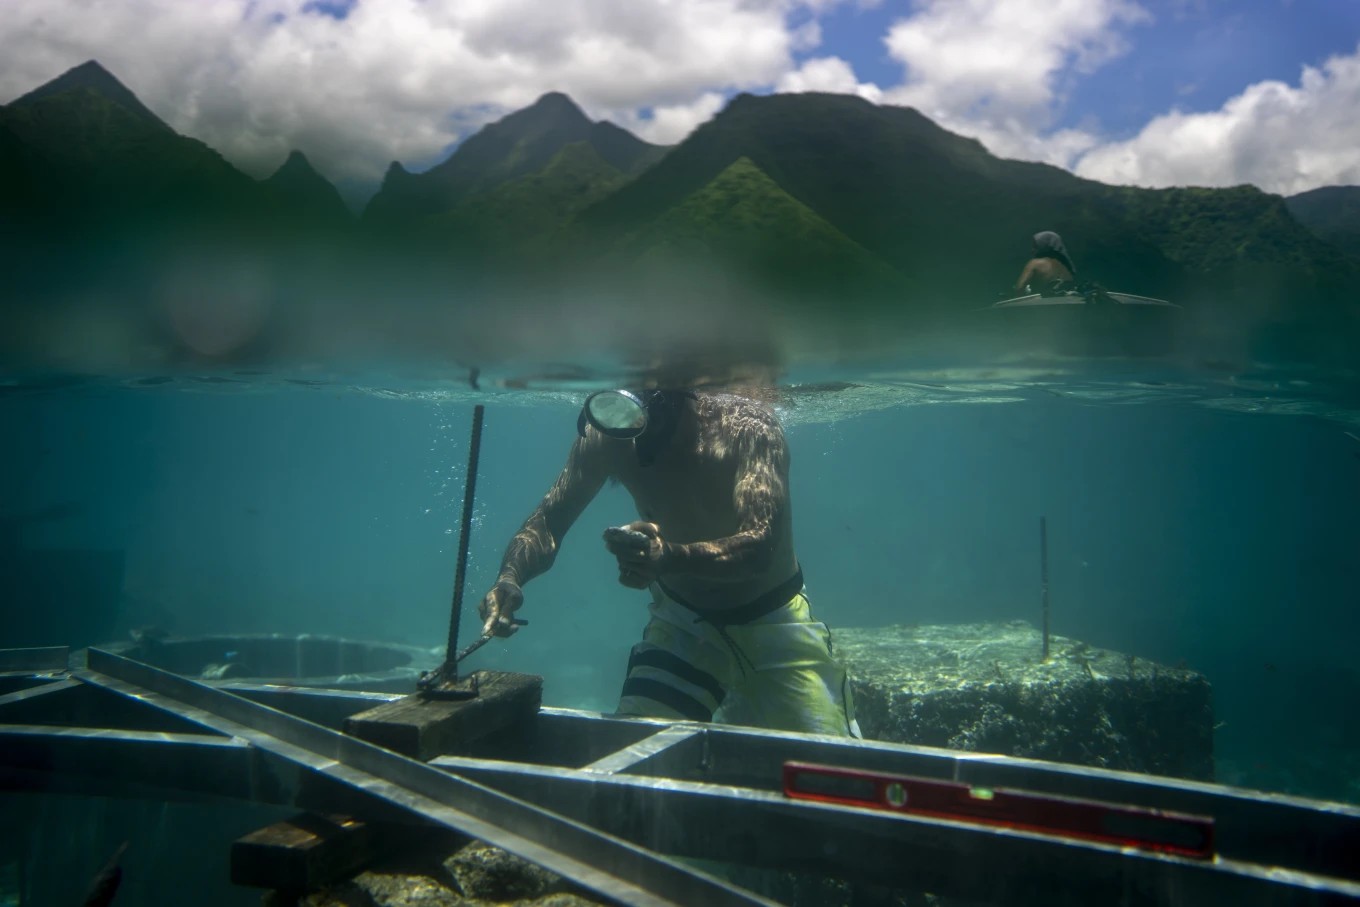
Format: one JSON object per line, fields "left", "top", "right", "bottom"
{"left": 278, "top": 840, "right": 605, "bottom": 906}
{"left": 835, "top": 620, "right": 1214, "bottom": 781}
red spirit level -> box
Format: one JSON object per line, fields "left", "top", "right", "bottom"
{"left": 783, "top": 761, "right": 1215, "bottom": 860}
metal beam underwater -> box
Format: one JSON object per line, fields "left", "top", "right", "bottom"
{"left": 1, "top": 646, "right": 1357, "bottom": 907}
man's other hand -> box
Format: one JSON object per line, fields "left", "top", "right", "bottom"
{"left": 605, "top": 521, "right": 671, "bottom": 589}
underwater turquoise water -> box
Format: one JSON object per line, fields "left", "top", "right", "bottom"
{"left": 5, "top": 356, "right": 1358, "bottom": 790}
{"left": 2, "top": 352, "right": 1359, "bottom": 904}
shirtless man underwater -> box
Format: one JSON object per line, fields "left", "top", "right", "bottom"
{"left": 479, "top": 388, "right": 860, "bottom": 737}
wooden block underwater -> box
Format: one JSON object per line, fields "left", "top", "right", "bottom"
{"left": 342, "top": 669, "right": 543, "bottom": 761}
{"left": 231, "top": 813, "right": 381, "bottom": 893}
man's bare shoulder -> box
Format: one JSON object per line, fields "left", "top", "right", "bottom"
{"left": 699, "top": 392, "right": 781, "bottom": 422}
{"left": 695, "top": 393, "right": 786, "bottom": 454}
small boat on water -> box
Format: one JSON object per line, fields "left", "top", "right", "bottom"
{"left": 979, "top": 285, "right": 1183, "bottom": 358}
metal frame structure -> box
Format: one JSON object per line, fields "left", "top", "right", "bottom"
{"left": 2, "top": 646, "right": 1358, "bottom": 906}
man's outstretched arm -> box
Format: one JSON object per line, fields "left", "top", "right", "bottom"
{"left": 482, "top": 434, "right": 609, "bottom": 634}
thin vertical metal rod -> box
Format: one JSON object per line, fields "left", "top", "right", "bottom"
{"left": 445, "top": 405, "right": 485, "bottom": 677}
{"left": 17, "top": 815, "right": 27, "bottom": 907}
{"left": 1040, "top": 516, "right": 1050, "bottom": 661}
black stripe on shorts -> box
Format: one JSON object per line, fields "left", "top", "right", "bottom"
{"left": 620, "top": 677, "right": 715, "bottom": 722}
{"left": 627, "top": 647, "right": 727, "bottom": 706}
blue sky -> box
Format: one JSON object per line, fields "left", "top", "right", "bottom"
{"left": 2, "top": 0, "right": 1358, "bottom": 201}
{"left": 815, "top": 0, "right": 1360, "bottom": 139}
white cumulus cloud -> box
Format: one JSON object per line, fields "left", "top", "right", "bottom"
{"left": 0, "top": 0, "right": 863, "bottom": 197}
{"left": 1074, "top": 44, "right": 1360, "bottom": 193}
{"left": 777, "top": 56, "right": 883, "bottom": 103}
{"left": 871, "top": 0, "right": 1360, "bottom": 194}
{"left": 613, "top": 92, "right": 729, "bottom": 145}
{"left": 882, "top": 0, "right": 1149, "bottom": 121}
{"left": 877, "top": 0, "right": 1148, "bottom": 163}
{"left": 7, "top": 0, "right": 1354, "bottom": 203}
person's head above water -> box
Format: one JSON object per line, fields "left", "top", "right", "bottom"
{"left": 1031, "top": 231, "right": 1076, "bottom": 275}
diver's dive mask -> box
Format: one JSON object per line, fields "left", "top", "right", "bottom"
{"left": 578, "top": 389, "right": 650, "bottom": 439}
{"left": 577, "top": 388, "right": 693, "bottom": 466}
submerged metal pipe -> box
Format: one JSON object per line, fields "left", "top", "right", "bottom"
{"left": 445, "top": 405, "right": 485, "bottom": 679}
{"left": 1040, "top": 516, "right": 1050, "bottom": 661}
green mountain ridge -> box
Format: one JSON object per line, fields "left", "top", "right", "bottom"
{"left": 1114, "top": 185, "right": 1351, "bottom": 274}
{"left": 3, "top": 59, "right": 1359, "bottom": 367}
{"left": 578, "top": 91, "right": 1071, "bottom": 237}
{"left": 0, "top": 60, "right": 358, "bottom": 320}
{"left": 0, "top": 61, "right": 353, "bottom": 238}
{"left": 12, "top": 60, "right": 172, "bottom": 134}
{"left": 6, "top": 61, "right": 363, "bottom": 227}
{"left": 0, "top": 83, "right": 257, "bottom": 223}
{"left": 263, "top": 150, "right": 354, "bottom": 228}
{"left": 570, "top": 92, "right": 1357, "bottom": 315}
{"left": 613, "top": 155, "right": 909, "bottom": 306}
{"left": 422, "top": 139, "right": 635, "bottom": 261}
{"left": 362, "top": 91, "right": 667, "bottom": 227}
{"left": 1286, "top": 186, "right": 1360, "bottom": 261}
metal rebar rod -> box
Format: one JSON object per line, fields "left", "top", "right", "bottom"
{"left": 1040, "top": 516, "right": 1050, "bottom": 661}
{"left": 445, "top": 405, "right": 485, "bottom": 677}
{"left": 18, "top": 813, "right": 27, "bottom": 907}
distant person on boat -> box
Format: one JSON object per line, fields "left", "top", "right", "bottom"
{"left": 1015, "top": 231, "right": 1077, "bottom": 294}
{"left": 478, "top": 389, "right": 861, "bottom": 738}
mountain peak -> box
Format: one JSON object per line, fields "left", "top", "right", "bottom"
{"left": 534, "top": 91, "right": 579, "bottom": 109}
{"left": 12, "top": 60, "right": 172, "bottom": 133}
{"left": 264, "top": 149, "right": 351, "bottom": 223}
{"left": 499, "top": 91, "right": 591, "bottom": 137}
{"left": 631, "top": 153, "right": 908, "bottom": 302}
{"left": 360, "top": 92, "right": 658, "bottom": 226}
{"left": 62, "top": 59, "right": 117, "bottom": 83}
{"left": 276, "top": 149, "right": 317, "bottom": 174}
{"left": 408, "top": 92, "right": 594, "bottom": 194}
